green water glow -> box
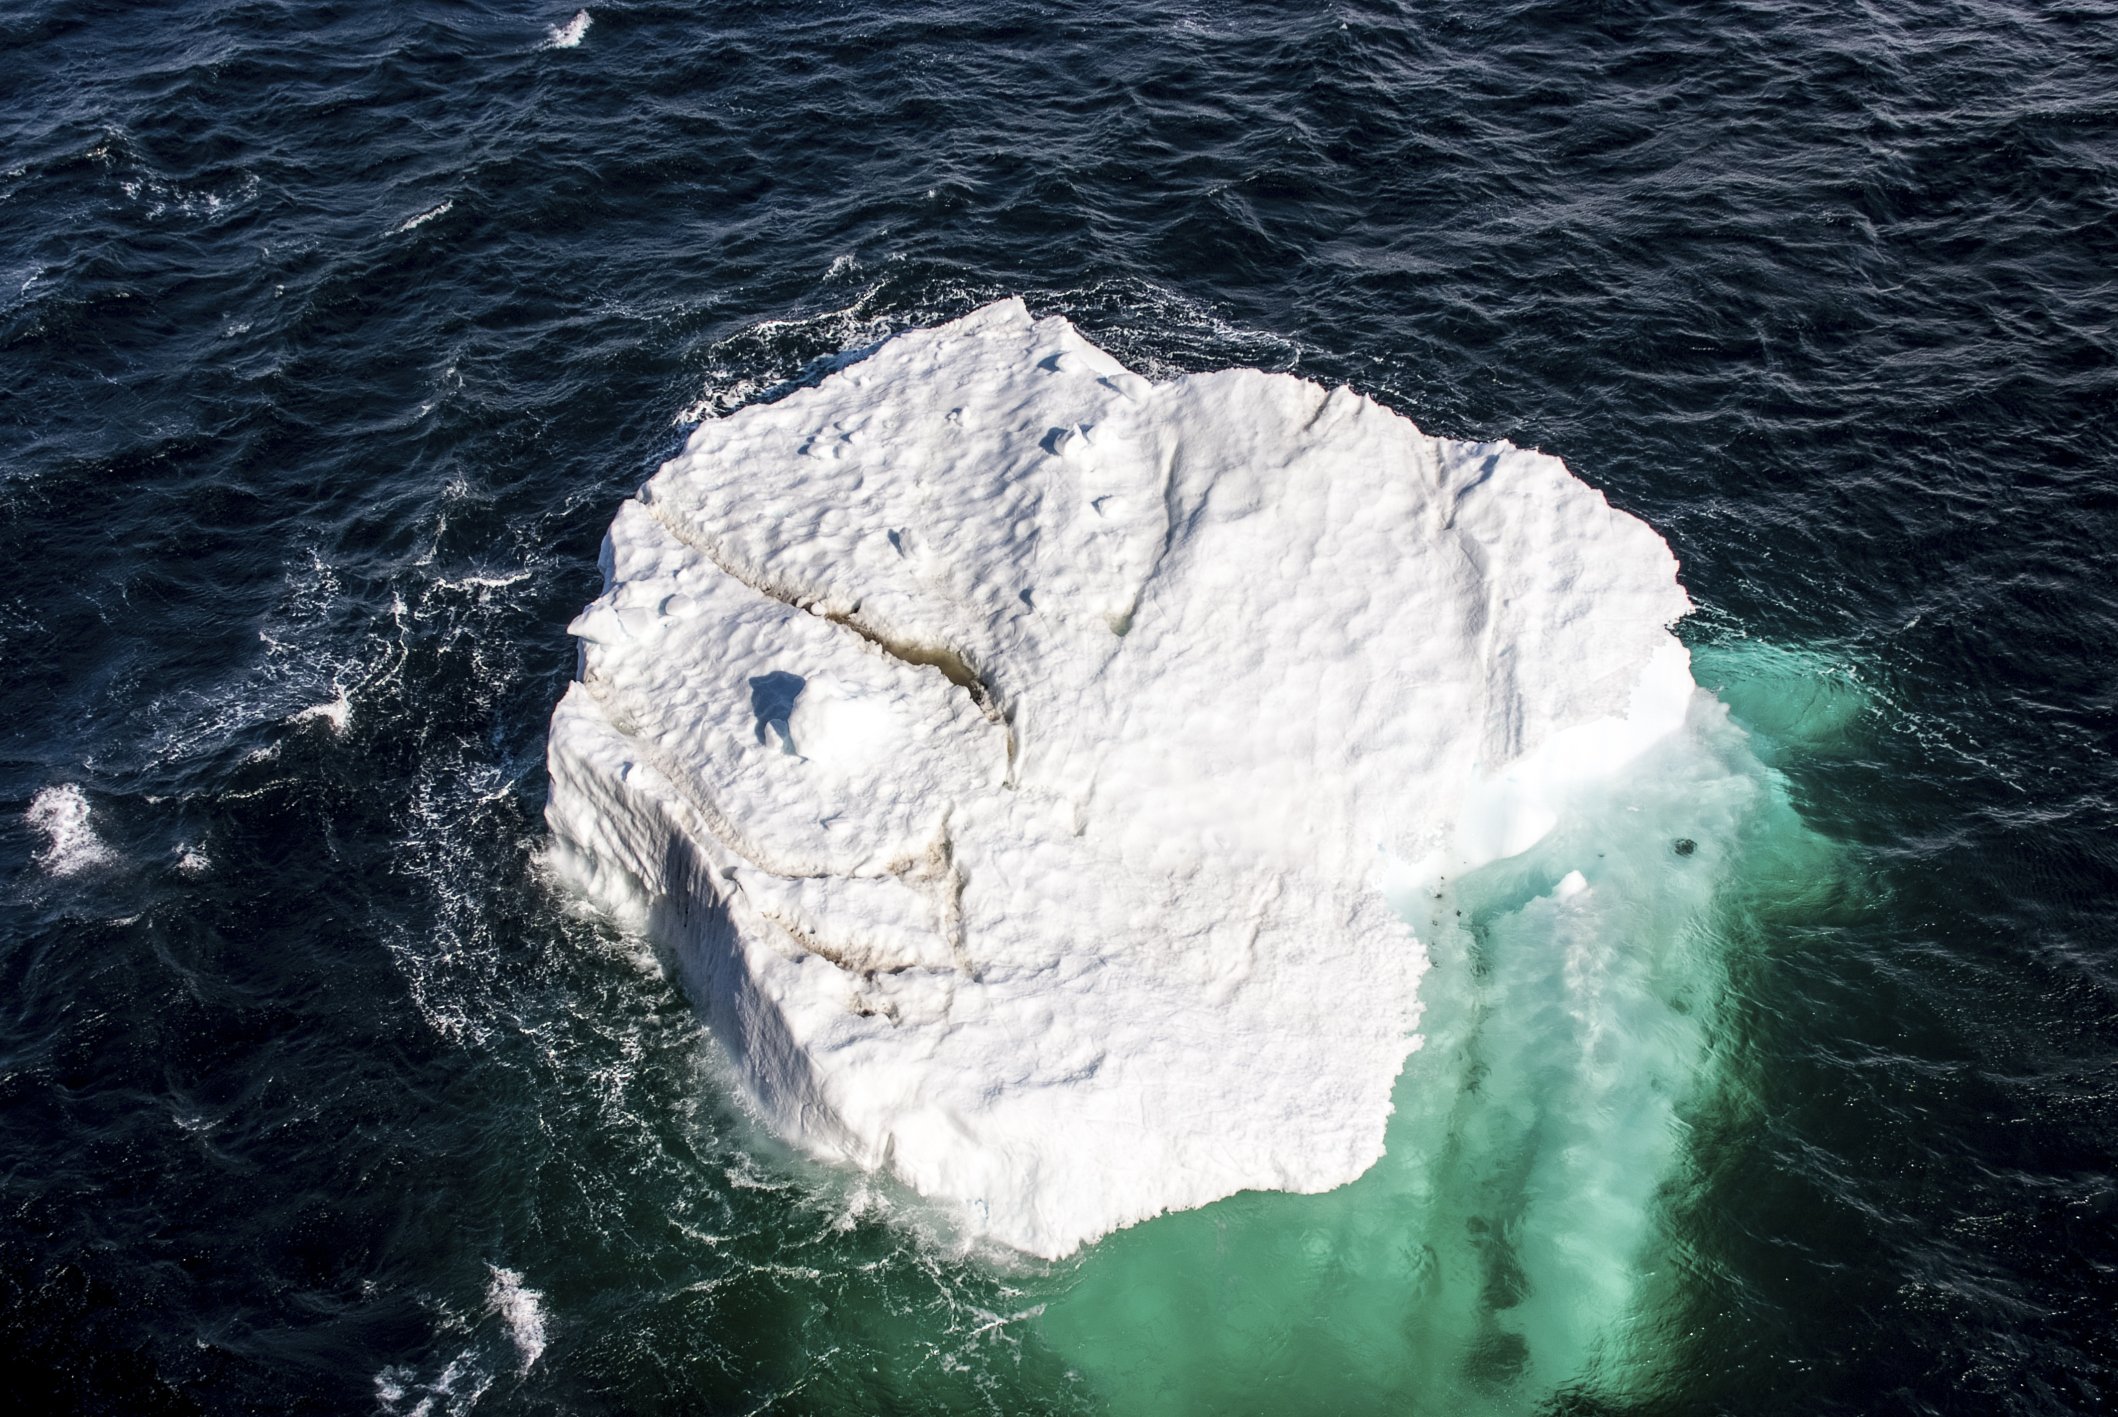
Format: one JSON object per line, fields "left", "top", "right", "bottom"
{"left": 469, "top": 638, "right": 1865, "bottom": 1415}
{"left": 1028, "top": 641, "right": 1860, "bottom": 1415}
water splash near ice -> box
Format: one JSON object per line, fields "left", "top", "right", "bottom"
{"left": 26, "top": 784, "right": 112, "bottom": 876}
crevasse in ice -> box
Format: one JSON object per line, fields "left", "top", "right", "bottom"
{"left": 544, "top": 298, "right": 1696, "bottom": 1259}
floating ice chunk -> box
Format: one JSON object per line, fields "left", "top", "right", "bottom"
{"left": 27, "top": 784, "right": 112, "bottom": 876}
{"left": 544, "top": 299, "right": 1696, "bottom": 1258}
{"left": 542, "top": 10, "right": 591, "bottom": 49}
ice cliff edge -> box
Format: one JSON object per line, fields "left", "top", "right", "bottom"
{"left": 544, "top": 298, "right": 1695, "bottom": 1258}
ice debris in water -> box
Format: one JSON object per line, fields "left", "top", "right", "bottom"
{"left": 543, "top": 10, "right": 591, "bottom": 49}
{"left": 544, "top": 298, "right": 1699, "bottom": 1259}
{"left": 27, "top": 784, "right": 112, "bottom": 876}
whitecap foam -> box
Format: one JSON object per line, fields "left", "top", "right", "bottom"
{"left": 27, "top": 784, "right": 112, "bottom": 876}
{"left": 486, "top": 1265, "right": 548, "bottom": 1371}
{"left": 373, "top": 1357, "right": 493, "bottom": 1417}
{"left": 290, "top": 683, "right": 351, "bottom": 734}
{"left": 543, "top": 11, "right": 591, "bottom": 49}
{"left": 395, "top": 200, "right": 453, "bottom": 234}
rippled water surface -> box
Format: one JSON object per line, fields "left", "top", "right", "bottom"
{"left": 4, "top": 2, "right": 2115, "bottom": 1413}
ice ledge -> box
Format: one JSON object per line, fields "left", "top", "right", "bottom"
{"left": 545, "top": 298, "right": 1693, "bottom": 1258}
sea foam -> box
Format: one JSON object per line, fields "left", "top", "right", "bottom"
{"left": 543, "top": 11, "right": 590, "bottom": 50}
{"left": 27, "top": 783, "right": 112, "bottom": 876}
{"left": 486, "top": 1265, "right": 547, "bottom": 1371}
{"left": 544, "top": 299, "right": 1698, "bottom": 1258}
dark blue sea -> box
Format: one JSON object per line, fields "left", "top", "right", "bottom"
{"left": 4, "top": 2, "right": 2115, "bottom": 1413}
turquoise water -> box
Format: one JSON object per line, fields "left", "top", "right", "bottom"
{"left": 1034, "top": 637, "right": 1856, "bottom": 1414}
{"left": 408, "top": 632, "right": 1857, "bottom": 1417}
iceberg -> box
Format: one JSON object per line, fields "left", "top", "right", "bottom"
{"left": 544, "top": 299, "right": 1695, "bottom": 1259}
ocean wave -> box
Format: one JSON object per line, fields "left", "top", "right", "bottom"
{"left": 395, "top": 200, "right": 454, "bottom": 234}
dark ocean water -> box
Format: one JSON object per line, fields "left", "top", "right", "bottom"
{"left": 4, "top": 1, "right": 2116, "bottom": 1413}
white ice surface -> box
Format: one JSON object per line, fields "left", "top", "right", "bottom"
{"left": 545, "top": 299, "right": 1695, "bottom": 1258}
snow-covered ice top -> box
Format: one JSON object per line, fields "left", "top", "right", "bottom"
{"left": 545, "top": 299, "right": 1695, "bottom": 1258}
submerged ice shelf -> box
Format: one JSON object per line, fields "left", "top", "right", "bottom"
{"left": 544, "top": 299, "right": 1697, "bottom": 1259}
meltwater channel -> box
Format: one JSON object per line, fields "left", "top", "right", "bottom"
{"left": 4, "top": 3, "right": 2116, "bottom": 1415}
